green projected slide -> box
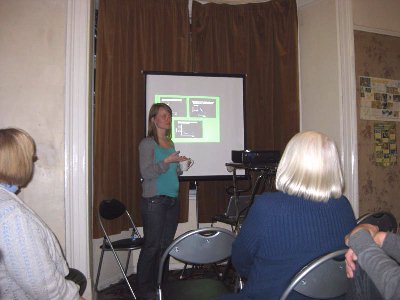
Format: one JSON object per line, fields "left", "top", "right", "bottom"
{"left": 155, "top": 95, "right": 220, "bottom": 143}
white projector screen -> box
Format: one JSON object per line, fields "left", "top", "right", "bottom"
{"left": 145, "top": 72, "right": 245, "bottom": 180}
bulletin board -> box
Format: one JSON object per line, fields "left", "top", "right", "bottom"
{"left": 360, "top": 76, "right": 400, "bottom": 121}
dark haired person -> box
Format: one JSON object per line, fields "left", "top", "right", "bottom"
{"left": 136, "top": 103, "right": 188, "bottom": 299}
{"left": 221, "top": 131, "right": 356, "bottom": 299}
{"left": 0, "top": 128, "right": 85, "bottom": 300}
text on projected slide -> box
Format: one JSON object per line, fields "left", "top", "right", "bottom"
{"left": 156, "top": 95, "right": 220, "bottom": 143}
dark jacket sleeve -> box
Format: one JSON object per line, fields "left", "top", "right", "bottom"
{"left": 382, "top": 232, "right": 400, "bottom": 263}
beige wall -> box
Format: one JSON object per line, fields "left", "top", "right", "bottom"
{"left": 353, "top": 0, "right": 400, "bottom": 33}
{"left": 298, "top": 0, "right": 400, "bottom": 143}
{"left": 298, "top": 0, "right": 400, "bottom": 212}
{"left": 352, "top": 0, "right": 400, "bottom": 221}
{"left": 298, "top": 0, "right": 342, "bottom": 146}
{"left": 0, "top": 1, "right": 67, "bottom": 247}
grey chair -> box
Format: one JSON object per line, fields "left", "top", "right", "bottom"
{"left": 280, "top": 249, "right": 349, "bottom": 300}
{"left": 157, "top": 227, "right": 236, "bottom": 300}
{"left": 95, "top": 198, "right": 144, "bottom": 299}
{"left": 357, "top": 211, "right": 398, "bottom": 233}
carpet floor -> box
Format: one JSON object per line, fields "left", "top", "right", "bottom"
{"left": 96, "top": 263, "right": 237, "bottom": 300}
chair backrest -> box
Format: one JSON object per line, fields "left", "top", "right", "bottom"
{"left": 99, "top": 198, "right": 127, "bottom": 220}
{"left": 357, "top": 211, "right": 398, "bottom": 233}
{"left": 280, "top": 249, "right": 349, "bottom": 300}
{"left": 98, "top": 198, "right": 141, "bottom": 238}
{"left": 157, "top": 227, "right": 235, "bottom": 285}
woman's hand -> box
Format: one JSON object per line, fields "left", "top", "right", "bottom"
{"left": 345, "top": 224, "right": 379, "bottom": 246}
{"left": 164, "top": 151, "right": 188, "bottom": 164}
{"left": 345, "top": 248, "right": 357, "bottom": 278}
{"left": 344, "top": 223, "right": 386, "bottom": 279}
{"left": 373, "top": 231, "right": 388, "bottom": 247}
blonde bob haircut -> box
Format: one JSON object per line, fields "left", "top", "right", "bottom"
{"left": 275, "top": 131, "right": 343, "bottom": 202}
{"left": 0, "top": 128, "right": 36, "bottom": 187}
{"left": 147, "top": 103, "right": 172, "bottom": 145}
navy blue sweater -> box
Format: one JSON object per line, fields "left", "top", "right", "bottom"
{"left": 221, "top": 191, "right": 356, "bottom": 300}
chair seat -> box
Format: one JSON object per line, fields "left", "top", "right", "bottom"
{"left": 101, "top": 237, "right": 144, "bottom": 250}
{"left": 162, "top": 278, "right": 231, "bottom": 300}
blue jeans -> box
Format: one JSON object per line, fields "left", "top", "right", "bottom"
{"left": 136, "top": 195, "right": 179, "bottom": 297}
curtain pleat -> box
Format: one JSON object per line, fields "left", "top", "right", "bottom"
{"left": 94, "top": 0, "right": 191, "bottom": 237}
{"left": 191, "top": 0, "right": 299, "bottom": 222}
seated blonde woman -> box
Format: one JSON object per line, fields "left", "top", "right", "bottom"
{"left": 0, "top": 128, "right": 85, "bottom": 300}
{"left": 220, "top": 131, "right": 356, "bottom": 300}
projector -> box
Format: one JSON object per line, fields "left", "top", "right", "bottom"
{"left": 231, "top": 150, "right": 280, "bottom": 165}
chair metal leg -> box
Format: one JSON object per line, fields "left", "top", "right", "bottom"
{"left": 109, "top": 248, "right": 137, "bottom": 299}
{"left": 179, "top": 263, "right": 189, "bottom": 279}
{"left": 94, "top": 248, "right": 105, "bottom": 292}
{"left": 221, "top": 259, "right": 232, "bottom": 281}
{"left": 124, "top": 250, "right": 132, "bottom": 275}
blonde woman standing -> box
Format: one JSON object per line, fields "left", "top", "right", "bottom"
{"left": 136, "top": 103, "right": 188, "bottom": 300}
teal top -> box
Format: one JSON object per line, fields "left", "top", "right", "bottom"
{"left": 139, "top": 137, "right": 181, "bottom": 198}
{"left": 155, "top": 144, "right": 179, "bottom": 197}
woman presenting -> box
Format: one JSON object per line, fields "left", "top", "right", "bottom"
{"left": 136, "top": 103, "right": 188, "bottom": 299}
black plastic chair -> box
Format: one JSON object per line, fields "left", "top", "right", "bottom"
{"left": 66, "top": 268, "right": 87, "bottom": 296}
{"left": 95, "top": 198, "right": 144, "bottom": 299}
{"left": 280, "top": 249, "right": 349, "bottom": 300}
{"left": 157, "top": 227, "right": 236, "bottom": 300}
{"left": 357, "top": 211, "right": 398, "bottom": 233}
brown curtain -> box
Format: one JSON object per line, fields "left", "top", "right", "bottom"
{"left": 93, "top": 0, "right": 191, "bottom": 238}
{"left": 191, "top": 0, "right": 299, "bottom": 222}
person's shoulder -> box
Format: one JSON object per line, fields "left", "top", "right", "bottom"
{"left": 253, "top": 191, "right": 287, "bottom": 209}
{"left": 139, "top": 137, "right": 155, "bottom": 148}
{"left": 0, "top": 192, "right": 30, "bottom": 224}
{"left": 329, "top": 195, "right": 353, "bottom": 208}
{"left": 255, "top": 191, "right": 289, "bottom": 201}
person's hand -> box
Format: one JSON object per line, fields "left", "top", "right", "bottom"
{"left": 373, "top": 231, "right": 388, "bottom": 247}
{"left": 345, "top": 224, "right": 379, "bottom": 246}
{"left": 164, "top": 151, "right": 188, "bottom": 163}
{"left": 345, "top": 248, "right": 358, "bottom": 278}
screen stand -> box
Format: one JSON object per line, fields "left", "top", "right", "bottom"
{"left": 195, "top": 181, "right": 199, "bottom": 229}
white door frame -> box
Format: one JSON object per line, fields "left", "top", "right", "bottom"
{"left": 64, "top": 0, "right": 92, "bottom": 294}
{"left": 337, "top": 0, "right": 359, "bottom": 215}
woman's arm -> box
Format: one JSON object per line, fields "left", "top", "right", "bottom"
{"left": 139, "top": 138, "right": 169, "bottom": 179}
{"left": 380, "top": 232, "right": 400, "bottom": 263}
{"left": 348, "top": 229, "right": 400, "bottom": 300}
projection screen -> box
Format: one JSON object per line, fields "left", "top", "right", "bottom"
{"left": 145, "top": 72, "right": 245, "bottom": 180}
